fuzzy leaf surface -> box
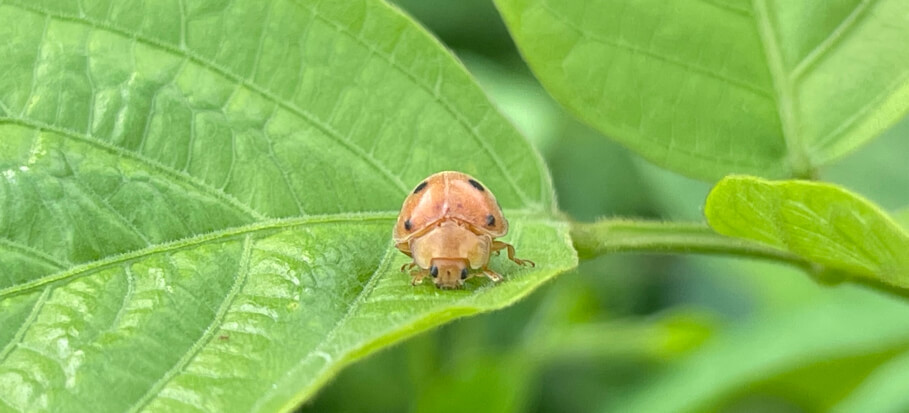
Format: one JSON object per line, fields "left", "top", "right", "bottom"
{"left": 705, "top": 176, "right": 909, "bottom": 288}
{"left": 0, "top": 1, "right": 577, "bottom": 411}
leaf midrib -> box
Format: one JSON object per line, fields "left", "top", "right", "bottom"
{"left": 0, "top": 212, "right": 398, "bottom": 299}
{"left": 0, "top": 208, "right": 553, "bottom": 300}
{"left": 751, "top": 0, "right": 809, "bottom": 177}
{"left": 751, "top": 0, "right": 893, "bottom": 173}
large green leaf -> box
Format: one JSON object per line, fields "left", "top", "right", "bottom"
{"left": 705, "top": 176, "right": 909, "bottom": 288}
{"left": 494, "top": 0, "right": 909, "bottom": 180}
{"left": 0, "top": 0, "right": 577, "bottom": 411}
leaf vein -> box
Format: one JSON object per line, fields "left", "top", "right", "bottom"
{"left": 696, "top": 0, "right": 753, "bottom": 16}
{"left": 106, "top": 265, "right": 136, "bottom": 336}
{"left": 262, "top": 109, "right": 307, "bottom": 215}
{"left": 812, "top": 69, "right": 909, "bottom": 157}
{"left": 0, "top": 116, "right": 265, "bottom": 221}
{"left": 0, "top": 238, "right": 68, "bottom": 270}
{"left": 253, "top": 243, "right": 397, "bottom": 411}
{"left": 59, "top": 153, "right": 153, "bottom": 245}
{"left": 126, "top": 235, "right": 254, "bottom": 413}
{"left": 298, "top": 0, "right": 534, "bottom": 205}
{"left": 7, "top": 1, "right": 410, "bottom": 198}
{"left": 248, "top": 1, "right": 275, "bottom": 82}
{"left": 0, "top": 288, "right": 52, "bottom": 365}
{"left": 791, "top": 0, "right": 875, "bottom": 80}
{"left": 0, "top": 212, "right": 397, "bottom": 300}
{"left": 539, "top": 3, "right": 772, "bottom": 98}
{"left": 751, "top": 0, "right": 807, "bottom": 176}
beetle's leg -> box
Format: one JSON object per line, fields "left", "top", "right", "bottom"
{"left": 400, "top": 262, "right": 418, "bottom": 272}
{"left": 482, "top": 267, "right": 504, "bottom": 283}
{"left": 491, "top": 241, "right": 536, "bottom": 267}
{"left": 409, "top": 268, "right": 429, "bottom": 286}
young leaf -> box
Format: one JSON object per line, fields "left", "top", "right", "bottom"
{"left": 705, "top": 176, "right": 909, "bottom": 288}
{"left": 494, "top": 0, "right": 909, "bottom": 180}
{"left": 0, "top": 1, "right": 577, "bottom": 411}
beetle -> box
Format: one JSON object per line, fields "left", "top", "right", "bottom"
{"left": 393, "top": 171, "right": 534, "bottom": 289}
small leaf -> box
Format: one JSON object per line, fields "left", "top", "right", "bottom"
{"left": 494, "top": 0, "right": 909, "bottom": 180}
{"left": 705, "top": 176, "right": 909, "bottom": 288}
{"left": 0, "top": 0, "right": 577, "bottom": 411}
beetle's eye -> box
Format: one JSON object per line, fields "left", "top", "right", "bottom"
{"left": 430, "top": 266, "right": 439, "bottom": 277}
{"left": 460, "top": 268, "right": 468, "bottom": 280}
{"left": 404, "top": 219, "right": 412, "bottom": 231}
{"left": 486, "top": 214, "right": 495, "bottom": 227}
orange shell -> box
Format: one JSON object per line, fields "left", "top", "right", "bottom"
{"left": 393, "top": 171, "right": 508, "bottom": 248}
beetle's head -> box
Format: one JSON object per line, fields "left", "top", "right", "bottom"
{"left": 429, "top": 258, "right": 470, "bottom": 289}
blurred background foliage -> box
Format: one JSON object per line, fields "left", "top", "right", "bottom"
{"left": 302, "top": 1, "right": 909, "bottom": 411}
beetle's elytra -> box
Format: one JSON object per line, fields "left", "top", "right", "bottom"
{"left": 393, "top": 171, "right": 534, "bottom": 289}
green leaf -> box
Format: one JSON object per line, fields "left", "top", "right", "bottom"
{"left": 494, "top": 0, "right": 909, "bottom": 180}
{"left": 527, "top": 311, "right": 715, "bottom": 362}
{"left": 705, "top": 176, "right": 909, "bottom": 288}
{"left": 570, "top": 220, "right": 805, "bottom": 265}
{"left": 614, "top": 288, "right": 909, "bottom": 412}
{"left": 0, "top": 1, "right": 577, "bottom": 411}
{"left": 833, "top": 349, "right": 909, "bottom": 413}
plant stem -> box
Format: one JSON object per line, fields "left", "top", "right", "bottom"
{"left": 570, "top": 219, "right": 909, "bottom": 301}
{"left": 571, "top": 219, "right": 806, "bottom": 265}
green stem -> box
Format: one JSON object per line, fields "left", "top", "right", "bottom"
{"left": 570, "top": 219, "right": 909, "bottom": 301}
{"left": 571, "top": 220, "right": 807, "bottom": 266}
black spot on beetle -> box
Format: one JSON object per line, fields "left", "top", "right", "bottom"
{"left": 413, "top": 181, "right": 428, "bottom": 194}
{"left": 404, "top": 219, "right": 412, "bottom": 231}
{"left": 430, "top": 266, "right": 439, "bottom": 277}
{"left": 486, "top": 214, "right": 495, "bottom": 227}
{"left": 460, "top": 268, "right": 468, "bottom": 280}
{"left": 468, "top": 179, "right": 485, "bottom": 191}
